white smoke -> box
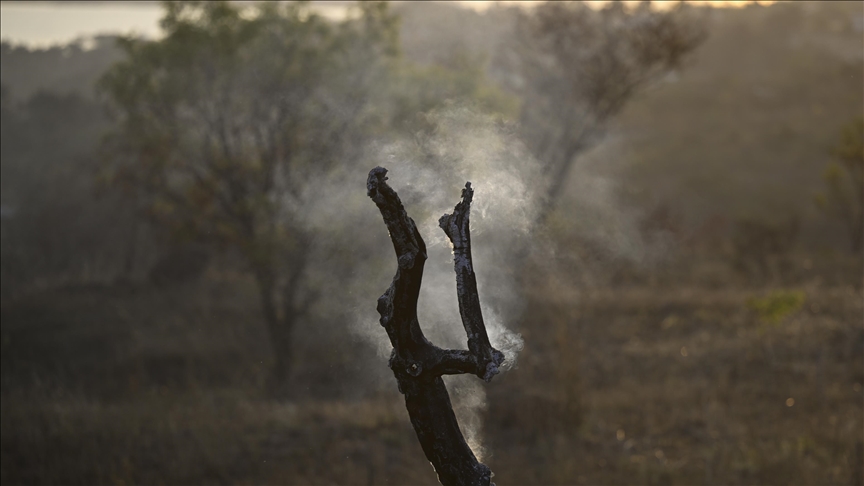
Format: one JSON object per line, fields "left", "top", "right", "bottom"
{"left": 334, "top": 105, "right": 536, "bottom": 459}
{"left": 302, "top": 104, "right": 662, "bottom": 461}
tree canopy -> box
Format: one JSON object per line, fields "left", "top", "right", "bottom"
{"left": 97, "top": 1, "right": 516, "bottom": 390}
{"left": 505, "top": 1, "right": 706, "bottom": 218}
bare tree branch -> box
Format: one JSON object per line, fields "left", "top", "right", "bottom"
{"left": 439, "top": 183, "right": 505, "bottom": 382}
{"left": 367, "top": 167, "right": 504, "bottom": 486}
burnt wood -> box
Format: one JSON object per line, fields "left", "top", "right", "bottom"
{"left": 367, "top": 167, "right": 505, "bottom": 486}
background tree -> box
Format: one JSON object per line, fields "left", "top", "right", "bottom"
{"left": 3, "top": 2, "right": 864, "bottom": 484}
{"left": 98, "top": 1, "right": 401, "bottom": 392}
{"left": 815, "top": 117, "right": 864, "bottom": 253}
{"left": 97, "top": 1, "right": 515, "bottom": 393}
{"left": 0, "top": 86, "right": 128, "bottom": 293}
{"left": 503, "top": 1, "right": 706, "bottom": 220}
{"left": 0, "top": 37, "right": 124, "bottom": 102}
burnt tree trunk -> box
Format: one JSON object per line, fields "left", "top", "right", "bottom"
{"left": 367, "top": 167, "right": 506, "bottom": 486}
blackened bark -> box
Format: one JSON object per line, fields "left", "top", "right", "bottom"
{"left": 438, "top": 183, "right": 504, "bottom": 382}
{"left": 367, "top": 167, "right": 505, "bottom": 486}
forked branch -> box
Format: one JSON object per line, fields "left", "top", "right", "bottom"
{"left": 367, "top": 167, "right": 505, "bottom": 486}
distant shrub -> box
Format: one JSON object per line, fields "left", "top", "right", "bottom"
{"left": 746, "top": 289, "right": 806, "bottom": 325}
{"left": 730, "top": 216, "right": 798, "bottom": 280}
{"left": 814, "top": 117, "right": 863, "bottom": 253}
{"left": 148, "top": 244, "right": 210, "bottom": 287}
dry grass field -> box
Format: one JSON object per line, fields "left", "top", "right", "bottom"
{"left": 1, "top": 2, "right": 861, "bottom": 485}
{"left": 2, "top": 254, "right": 861, "bottom": 485}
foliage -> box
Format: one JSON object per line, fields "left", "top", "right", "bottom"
{"left": 0, "top": 87, "right": 131, "bottom": 293}
{"left": 96, "top": 1, "right": 516, "bottom": 389}
{"left": 610, "top": 1, "right": 862, "bottom": 253}
{"left": 815, "top": 117, "right": 864, "bottom": 252}
{"left": 99, "top": 1, "right": 396, "bottom": 243}
{"left": 98, "top": 1, "right": 406, "bottom": 387}
{"left": 746, "top": 289, "right": 806, "bottom": 325}
{"left": 392, "top": 55, "right": 520, "bottom": 128}
{"left": 730, "top": 216, "right": 798, "bottom": 280}
{"left": 503, "top": 1, "right": 706, "bottom": 218}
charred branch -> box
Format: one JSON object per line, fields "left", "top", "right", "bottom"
{"left": 367, "top": 167, "right": 505, "bottom": 486}
{"left": 439, "top": 183, "right": 505, "bottom": 382}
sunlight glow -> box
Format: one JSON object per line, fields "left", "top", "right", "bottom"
{"left": 0, "top": 0, "right": 781, "bottom": 48}
{"left": 457, "top": 1, "right": 778, "bottom": 12}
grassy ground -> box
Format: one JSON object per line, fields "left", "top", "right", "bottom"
{"left": 489, "top": 280, "right": 863, "bottom": 485}
{"left": 1, "top": 259, "right": 862, "bottom": 485}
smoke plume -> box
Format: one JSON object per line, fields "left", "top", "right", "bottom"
{"left": 303, "top": 104, "right": 666, "bottom": 460}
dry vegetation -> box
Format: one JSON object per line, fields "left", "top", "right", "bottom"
{"left": 490, "top": 264, "right": 863, "bottom": 485}
{"left": 2, "top": 254, "right": 861, "bottom": 485}
{"left": 1, "top": 2, "right": 862, "bottom": 485}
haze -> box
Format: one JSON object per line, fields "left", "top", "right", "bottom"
{"left": 2, "top": 0, "right": 777, "bottom": 47}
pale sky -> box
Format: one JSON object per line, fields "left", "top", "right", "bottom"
{"left": 0, "top": 1, "right": 776, "bottom": 49}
